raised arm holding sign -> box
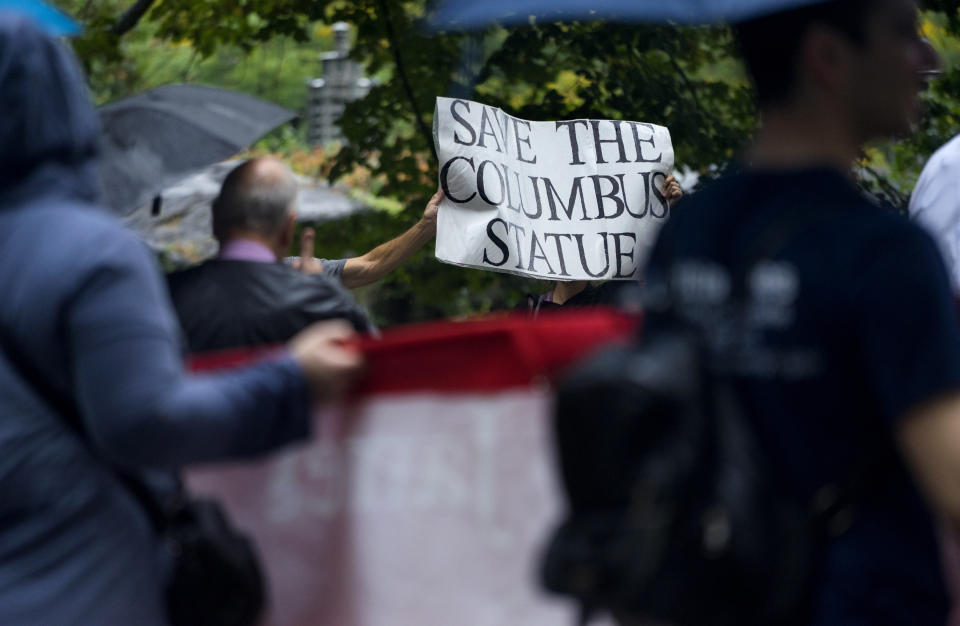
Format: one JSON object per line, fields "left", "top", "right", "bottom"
{"left": 433, "top": 97, "right": 675, "bottom": 281}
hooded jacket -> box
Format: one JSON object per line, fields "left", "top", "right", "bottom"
{"left": 0, "top": 15, "right": 313, "bottom": 624}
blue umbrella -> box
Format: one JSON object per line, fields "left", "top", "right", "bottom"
{"left": 431, "top": 0, "right": 833, "bottom": 29}
{"left": 0, "top": 0, "right": 81, "bottom": 36}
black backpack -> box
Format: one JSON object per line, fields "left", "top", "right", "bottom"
{"left": 540, "top": 214, "right": 886, "bottom": 626}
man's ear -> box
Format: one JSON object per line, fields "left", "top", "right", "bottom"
{"left": 279, "top": 211, "right": 298, "bottom": 253}
{"left": 801, "top": 25, "right": 854, "bottom": 99}
{"left": 211, "top": 200, "right": 224, "bottom": 242}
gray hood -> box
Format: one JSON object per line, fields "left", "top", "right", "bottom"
{"left": 0, "top": 13, "right": 100, "bottom": 206}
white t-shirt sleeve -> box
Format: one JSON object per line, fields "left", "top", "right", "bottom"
{"left": 910, "top": 134, "right": 960, "bottom": 290}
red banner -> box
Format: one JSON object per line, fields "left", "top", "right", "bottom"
{"left": 187, "top": 311, "right": 634, "bottom": 625}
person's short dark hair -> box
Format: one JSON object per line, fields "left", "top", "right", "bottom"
{"left": 734, "top": 0, "right": 878, "bottom": 107}
{"left": 212, "top": 158, "right": 297, "bottom": 238}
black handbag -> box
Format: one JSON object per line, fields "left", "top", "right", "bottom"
{"left": 0, "top": 324, "right": 267, "bottom": 626}
{"left": 122, "top": 473, "right": 266, "bottom": 626}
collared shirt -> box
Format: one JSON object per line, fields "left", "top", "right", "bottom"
{"left": 217, "top": 238, "right": 346, "bottom": 280}
{"left": 218, "top": 239, "right": 277, "bottom": 263}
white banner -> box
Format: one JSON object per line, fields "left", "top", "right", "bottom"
{"left": 434, "top": 97, "right": 674, "bottom": 281}
{"left": 189, "top": 390, "right": 586, "bottom": 626}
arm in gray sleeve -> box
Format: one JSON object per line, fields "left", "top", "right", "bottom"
{"left": 320, "top": 258, "right": 346, "bottom": 280}
{"left": 68, "top": 233, "right": 312, "bottom": 470}
{"left": 282, "top": 256, "right": 346, "bottom": 281}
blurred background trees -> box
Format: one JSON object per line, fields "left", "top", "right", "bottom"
{"left": 54, "top": 0, "right": 960, "bottom": 326}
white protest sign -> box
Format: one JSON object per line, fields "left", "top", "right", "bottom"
{"left": 434, "top": 97, "right": 674, "bottom": 281}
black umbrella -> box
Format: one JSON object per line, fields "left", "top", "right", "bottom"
{"left": 98, "top": 84, "right": 295, "bottom": 216}
{"left": 430, "top": 0, "right": 835, "bottom": 29}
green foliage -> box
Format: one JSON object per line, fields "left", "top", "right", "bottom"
{"left": 53, "top": 1, "right": 960, "bottom": 326}
{"left": 54, "top": 0, "right": 333, "bottom": 107}
{"left": 322, "top": 5, "right": 757, "bottom": 323}
{"left": 859, "top": 10, "right": 960, "bottom": 210}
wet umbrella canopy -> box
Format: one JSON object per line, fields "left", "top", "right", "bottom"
{"left": 98, "top": 84, "right": 295, "bottom": 216}
{"left": 430, "top": 0, "right": 836, "bottom": 28}
{"left": 0, "top": 0, "right": 80, "bottom": 36}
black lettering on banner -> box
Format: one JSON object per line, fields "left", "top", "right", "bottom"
{"left": 477, "top": 107, "right": 504, "bottom": 153}
{"left": 555, "top": 120, "right": 589, "bottom": 165}
{"left": 439, "top": 156, "right": 477, "bottom": 204}
{"left": 626, "top": 122, "right": 663, "bottom": 163}
{"left": 543, "top": 233, "right": 573, "bottom": 276}
{"left": 506, "top": 221, "right": 527, "bottom": 270}
{"left": 499, "top": 163, "right": 525, "bottom": 214}
{"left": 544, "top": 176, "right": 591, "bottom": 221}
{"left": 590, "top": 120, "right": 630, "bottom": 164}
{"left": 477, "top": 160, "right": 506, "bottom": 206}
{"left": 493, "top": 109, "right": 512, "bottom": 152}
{"left": 442, "top": 104, "right": 669, "bottom": 280}
{"left": 591, "top": 174, "right": 625, "bottom": 219}
{"left": 512, "top": 119, "right": 537, "bottom": 164}
{"left": 573, "top": 232, "right": 611, "bottom": 278}
{"left": 617, "top": 173, "right": 646, "bottom": 218}
{"left": 635, "top": 171, "right": 669, "bottom": 219}
{"left": 650, "top": 171, "right": 669, "bottom": 218}
{"left": 524, "top": 175, "right": 543, "bottom": 219}
{"left": 482, "top": 218, "right": 509, "bottom": 266}
{"left": 636, "top": 172, "right": 654, "bottom": 218}
{"left": 527, "top": 231, "right": 556, "bottom": 275}
{"left": 612, "top": 232, "right": 638, "bottom": 278}
{"left": 451, "top": 99, "right": 477, "bottom": 146}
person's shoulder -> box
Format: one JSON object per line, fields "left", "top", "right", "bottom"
{"left": 879, "top": 211, "right": 944, "bottom": 256}
{"left": 289, "top": 266, "right": 353, "bottom": 293}
{"left": 213, "top": 260, "right": 352, "bottom": 295}
{"left": 169, "top": 259, "right": 306, "bottom": 293}
{"left": 911, "top": 134, "right": 960, "bottom": 211}
{"left": 667, "top": 169, "right": 766, "bottom": 220}
{"left": 167, "top": 259, "right": 218, "bottom": 285}
{"left": 670, "top": 173, "right": 739, "bottom": 210}
{"left": 847, "top": 204, "right": 947, "bottom": 273}
{"left": 36, "top": 201, "right": 131, "bottom": 239}
{"left": 922, "top": 134, "right": 960, "bottom": 176}
{"left": 32, "top": 203, "right": 154, "bottom": 270}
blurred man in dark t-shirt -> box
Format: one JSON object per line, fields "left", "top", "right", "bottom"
{"left": 642, "top": 0, "right": 958, "bottom": 623}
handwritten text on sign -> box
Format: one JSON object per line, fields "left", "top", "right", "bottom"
{"left": 434, "top": 97, "right": 674, "bottom": 281}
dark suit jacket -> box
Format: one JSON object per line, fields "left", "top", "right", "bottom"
{"left": 167, "top": 259, "right": 373, "bottom": 352}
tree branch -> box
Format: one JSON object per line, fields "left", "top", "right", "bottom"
{"left": 377, "top": 0, "right": 438, "bottom": 163}
{"left": 112, "top": 0, "right": 157, "bottom": 36}
{"left": 668, "top": 54, "right": 725, "bottom": 132}
{"left": 858, "top": 163, "right": 909, "bottom": 213}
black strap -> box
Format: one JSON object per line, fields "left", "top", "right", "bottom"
{"left": 0, "top": 320, "right": 172, "bottom": 531}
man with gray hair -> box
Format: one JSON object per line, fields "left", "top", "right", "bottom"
{"left": 168, "top": 156, "right": 439, "bottom": 351}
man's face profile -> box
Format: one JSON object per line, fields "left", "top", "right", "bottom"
{"left": 847, "top": 0, "right": 939, "bottom": 138}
